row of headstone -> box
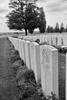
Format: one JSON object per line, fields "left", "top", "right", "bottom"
{"left": 22, "top": 34, "right": 66, "bottom": 46}
{"left": 9, "top": 36, "right": 67, "bottom": 100}
{"left": 8, "top": 36, "right": 59, "bottom": 98}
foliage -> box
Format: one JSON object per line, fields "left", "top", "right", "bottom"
{"left": 7, "top": 0, "right": 46, "bottom": 35}
{"left": 60, "top": 22, "right": 64, "bottom": 33}
{"left": 17, "top": 69, "right": 38, "bottom": 99}
{"left": 24, "top": 3, "right": 40, "bottom": 34}
{"left": 47, "top": 26, "right": 54, "bottom": 33}
{"left": 39, "top": 7, "right": 46, "bottom": 33}
{"left": 12, "top": 60, "right": 24, "bottom": 71}
{"left": 10, "top": 50, "right": 21, "bottom": 63}
{"left": 23, "top": 70, "right": 36, "bottom": 83}
{"left": 54, "top": 22, "right": 60, "bottom": 32}
{"left": 47, "top": 92, "right": 58, "bottom": 100}
{"left": 46, "top": 22, "right": 67, "bottom": 33}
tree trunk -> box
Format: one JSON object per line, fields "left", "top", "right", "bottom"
{"left": 25, "top": 29, "right": 27, "bottom": 36}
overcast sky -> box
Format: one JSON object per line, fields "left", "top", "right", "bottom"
{"left": 0, "top": 0, "right": 67, "bottom": 32}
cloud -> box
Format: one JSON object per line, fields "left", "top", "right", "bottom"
{"left": 0, "top": 23, "right": 10, "bottom": 32}
{"left": 61, "top": 0, "right": 67, "bottom": 2}
{"left": 0, "top": 0, "right": 9, "bottom": 9}
{"left": 45, "top": 0, "right": 61, "bottom": 12}
{"left": 0, "top": 8, "right": 8, "bottom": 14}
{"left": 44, "top": 0, "right": 67, "bottom": 14}
{"left": 38, "top": 0, "right": 47, "bottom": 2}
{"left": 0, "top": 0, "right": 9, "bottom": 19}
{"left": 0, "top": 0, "right": 5, "bottom": 4}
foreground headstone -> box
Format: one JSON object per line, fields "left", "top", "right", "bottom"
{"left": 11, "top": 38, "right": 16, "bottom": 49}
{"left": 25, "top": 41, "right": 31, "bottom": 69}
{"left": 14, "top": 38, "right": 19, "bottom": 51}
{"left": 21, "top": 40, "right": 26, "bottom": 62}
{"left": 18, "top": 39, "right": 22, "bottom": 58}
{"left": 30, "top": 42, "right": 35, "bottom": 71}
{"left": 40, "top": 45, "right": 58, "bottom": 97}
{"left": 30, "top": 42, "right": 41, "bottom": 81}
{"left": 33, "top": 42, "right": 41, "bottom": 82}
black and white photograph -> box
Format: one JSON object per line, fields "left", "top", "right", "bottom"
{"left": 0, "top": 0, "right": 66, "bottom": 100}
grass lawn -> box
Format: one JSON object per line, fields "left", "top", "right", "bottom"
{"left": 0, "top": 37, "right": 19, "bottom": 100}
{"left": 58, "top": 53, "right": 66, "bottom": 100}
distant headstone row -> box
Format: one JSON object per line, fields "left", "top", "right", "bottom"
{"left": 8, "top": 35, "right": 67, "bottom": 100}
{"left": 20, "top": 34, "right": 67, "bottom": 46}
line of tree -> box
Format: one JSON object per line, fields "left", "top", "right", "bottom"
{"left": 46, "top": 22, "right": 67, "bottom": 33}
{"left": 6, "top": 0, "right": 46, "bottom": 35}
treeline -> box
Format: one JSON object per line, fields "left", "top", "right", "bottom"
{"left": 46, "top": 22, "right": 67, "bottom": 33}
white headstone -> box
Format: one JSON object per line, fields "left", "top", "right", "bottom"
{"left": 44, "top": 35, "right": 49, "bottom": 44}
{"left": 18, "top": 39, "right": 22, "bottom": 58}
{"left": 40, "top": 45, "right": 58, "bottom": 97}
{"left": 52, "top": 36, "right": 57, "bottom": 46}
{"left": 25, "top": 41, "right": 31, "bottom": 69}
{"left": 47, "top": 36, "right": 52, "bottom": 45}
{"left": 30, "top": 42, "right": 35, "bottom": 70}
{"left": 51, "top": 37, "right": 53, "bottom": 45}
{"left": 11, "top": 38, "right": 16, "bottom": 48}
{"left": 40, "top": 35, "right": 45, "bottom": 43}
{"left": 14, "top": 38, "right": 19, "bottom": 51}
{"left": 33, "top": 42, "right": 41, "bottom": 82}
{"left": 21, "top": 40, "right": 26, "bottom": 63}
{"left": 57, "top": 36, "right": 62, "bottom": 46}
{"left": 63, "top": 35, "right": 67, "bottom": 46}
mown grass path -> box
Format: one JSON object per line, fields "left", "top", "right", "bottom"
{"left": 58, "top": 53, "right": 65, "bottom": 100}
{"left": 0, "top": 37, "right": 19, "bottom": 100}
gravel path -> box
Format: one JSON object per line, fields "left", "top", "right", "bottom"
{"left": 0, "top": 37, "right": 19, "bottom": 100}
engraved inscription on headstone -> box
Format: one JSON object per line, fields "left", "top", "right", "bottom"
{"left": 40, "top": 45, "right": 58, "bottom": 97}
